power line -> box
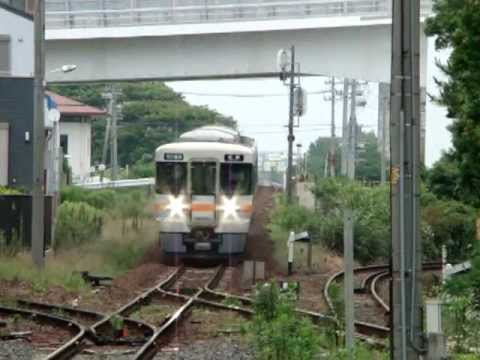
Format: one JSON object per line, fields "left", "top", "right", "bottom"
{"left": 180, "top": 90, "right": 331, "bottom": 98}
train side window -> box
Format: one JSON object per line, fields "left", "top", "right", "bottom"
{"left": 156, "top": 162, "right": 187, "bottom": 195}
{"left": 221, "top": 163, "right": 252, "bottom": 195}
{"left": 191, "top": 162, "right": 216, "bottom": 195}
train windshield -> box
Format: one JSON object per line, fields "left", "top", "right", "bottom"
{"left": 221, "top": 163, "right": 252, "bottom": 195}
{"left": 156, "top": 162, "right": 187, "bottom": 195}
{"left": 191, "top": 162, "right": 216, "bottom": 195}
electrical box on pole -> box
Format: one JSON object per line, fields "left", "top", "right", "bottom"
{"left": 390, "top": 0, "right": 424, "bottom": 359}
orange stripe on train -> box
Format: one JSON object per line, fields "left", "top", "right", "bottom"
{"left": 191, "top": 203, "right": 216, "bottom": 212}
{"left": 240, "top": 204, "right": 253, "bottom": 213}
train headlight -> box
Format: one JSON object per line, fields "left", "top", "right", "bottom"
{"left": 166, "top": 195, "right": 189, "bottom": 218}
{"left": 219, "top": 196, "right": 240, "bottom": 220}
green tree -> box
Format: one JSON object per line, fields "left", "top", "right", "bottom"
{"left": 306, "top": 137, "right": 339, "bottom": 178}
{"left": 355, "top": 131, "right": 381, "bottom": 183}
{"left": 427, "top": 152, "right": 463, "bottom": 201}
{"left": 425, "top": 1, "right": 480, "bottom": 206}
{"left": 306, "top": 130, "right": 381, "bottom": 182}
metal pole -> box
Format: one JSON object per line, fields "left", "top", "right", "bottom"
{"left": 110, "top": 86, "right": 119, "bottom": 181}
{"left": 329, "top": 77, "right": 336, "bottom": 177}
{"left": 343, "top": 207, "right": 354, "bottom": 355}
{"left": 341, "top": 79, "right": 349, "bottom": 176}
{"left": 32, "top": 0, "right": 45, "bottom": 268}
{"left": 286, "top": 45, "right": 295, "bottom": 203}
{"left": 391, "top": 0, "right": 423, "bottom": 359}
{"left": 101, "top": 117, "right": 111, "bottom": 166}
{"left": 348, "top": 80, "right": 357, "bottom": 179}
{"left": 378, "top": 83, "right": 389, "bottom": 184}
{"left": 343, "top": 79, "right": 356, "bottom": 356}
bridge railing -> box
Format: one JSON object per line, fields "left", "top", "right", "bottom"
{"left": 46, "top": 0, "right": 433, "bottom": 29}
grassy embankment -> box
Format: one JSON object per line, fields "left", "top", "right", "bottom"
{"left": 0, "top": 187, "right": 158, "bottom": 294}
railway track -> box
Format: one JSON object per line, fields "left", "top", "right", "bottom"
{"left": 1, "top": 262, "right": 339, "bottom": 359}
{"left": 0, "top": 265, "right": 253, "bottom": 358}
{"left": 323, "top": 262, "right": 443, "bottom": 345}
{"left": 0, "top": 305, "right": 85, "bottom": 359}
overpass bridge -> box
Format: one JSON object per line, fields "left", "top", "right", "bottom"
{"left": 44, "top": 0, "right": 434, "bottom": 83}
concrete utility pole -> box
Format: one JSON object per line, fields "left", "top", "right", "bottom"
{"left": 329, "top": 77, "right": 336, "bottom": 177}
{"left": 104, "top": 85, "right": 121, "bottom": 181}
{"left": 378, "top": 83, "right": 389, "bottom": 184}
{"left": 341, "top": 79, "right": 349, "bottom": 176}
{"left": 101, "top": 117, "right": 111, "bottom": 166}
{"left": 343, "top": 78, "right": 357, "bottom": 356}
{"left": 390, "top": 0, "right": 424, "bottom": 359}
{"left": 348, "top": 80, "right": 357, "bottom": 179}
{"left": 32, "top": 0, "right": 45, "bottom": 268}
{"left": 286, "top": 45, "right": 295, "bottom": 203}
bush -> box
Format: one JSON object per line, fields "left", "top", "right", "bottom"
{"left": 54, "top": 201, "right": 104, "bottom": 250}
{"left": 61, "top": 187, "right": 117, "bottom": 210}
{"left": 129, "top": 161, "right": 155, "bottom": 178}
{"left": 309, "top": 179, "right": 390, "bottom": 264}
{"left": 0, "top": 186, "right": 23, "bottom": 195}
{"left": 422, "top": 198, "right": 477, "bottom": 262}
{"left": 115, "top": 191, "right": 148, "bottom": 232}
{"left": 250, "top": 283, "right": 321, "bottom": 360}
{"left": 269, "top": 195, "right": 317, "bottom": 234}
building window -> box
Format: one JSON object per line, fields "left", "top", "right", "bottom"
{"left": 0, "top": 35, "right": 10, "bottom": 76}
{"left": 60, "top": 134, "right": 69, "bottom": 155}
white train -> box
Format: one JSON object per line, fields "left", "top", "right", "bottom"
{"left": 154, "top": 126, "right": 257, "bottom": 259}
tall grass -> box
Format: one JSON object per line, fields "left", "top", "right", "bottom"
{"left": 0, "top": 218, "right": 158, "bottom": 294}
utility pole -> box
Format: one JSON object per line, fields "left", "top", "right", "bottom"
{"left": 341, "top": 79, "right": 349, "bottom": 176}
{"left": 329, "top": 77, "right": 336, "bottom": 177}
{"left": 348, "top": 80, "right": 357, "bottom": 179}
{"left": 101, "top": 117, "right": 111, "bottom": 166}
{"left": 103, "top": 85, "right": 121, "bottom": 181}
{"left": 286, "top": 45, "right": 295, "bottom": 203}
{"left": 32, "top": 0, "right": 45, "bottom": 268}
{"left": 110, "top": 88, "right": 119, "bottom": 181}
{"left": 391, "top": 0, "right": 423, "bottom": 359}
{"left": 343, "top": 79, "right": 357, "bottom": 356}
{"left": 378, "top": 83, "right": 389, "bottom": 184}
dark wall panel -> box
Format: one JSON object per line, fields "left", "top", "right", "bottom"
{"left": 0, "top": 78, "right": 34, "bottom": 192}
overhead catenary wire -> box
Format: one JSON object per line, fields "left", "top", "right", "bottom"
{"left": 179, "top": 90, "right": 332, "bottom": 97}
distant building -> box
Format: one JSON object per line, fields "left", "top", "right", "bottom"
{"left": 46, "top": 91, "right": 107, "bottom": 182}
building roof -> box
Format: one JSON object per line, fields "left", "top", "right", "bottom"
{"left": 46, "top": 91, "right": 107, "bottom": 118}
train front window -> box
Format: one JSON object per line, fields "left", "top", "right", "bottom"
{"left": 221, "top": 163, "right": 252, "bottom": 195}
{"left": 156, "top": 162, "right": 187, "bottom": 195}
{"left": 191, "top": 162, "right": 216, "bottom": 195}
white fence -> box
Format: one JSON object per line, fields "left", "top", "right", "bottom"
{"left": 75, "top": 177, "right": 154, "bottom": 189}
{"left": 45, "top": 0, "right": 433, "bottom": 29}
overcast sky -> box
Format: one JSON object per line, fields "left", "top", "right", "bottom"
{"left": 168, "top": 39, "right": 452, "bottom": 168}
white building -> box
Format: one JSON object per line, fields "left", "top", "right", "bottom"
{"left": 0, "top": 1, "right": 33, "bottom": 77}
{"left": 46, "top": 91, "right": 107, "bottom": 182}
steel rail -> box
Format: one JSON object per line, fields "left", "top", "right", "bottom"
{"left": 369, "top": 262, "right": 443, "bottom": 315}
{"left": 202, "top": 269, "right": 335, "bottom": 325}
{"left": 133, "top": 265, "right": 224, "bottom": 360}
{"left": 90, "top": 266, "right": 184, "bottom": 338}
{"left": 370, "top": 271, "right": 391, "bottom": 313}
{"left": 0, "top": 305, "right": 85, "bottom": 360}
{"left": 323, "top": 262, "right": 443, "bottom": 341}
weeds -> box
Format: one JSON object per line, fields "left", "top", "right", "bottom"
{"left": 249, "top": 282, "right": 321, "bottom": 360}
{"left": 54, "top": 201, "right": 104, "bottom": 250}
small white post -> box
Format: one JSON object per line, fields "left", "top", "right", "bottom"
{"left": 426, "top": 299, "right": 447, "bottom": 360}
{"left": 287, "top": 231, "right": 295, "bottom": 276}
